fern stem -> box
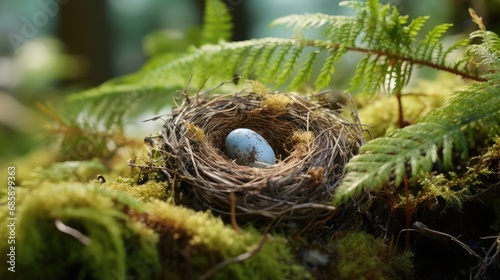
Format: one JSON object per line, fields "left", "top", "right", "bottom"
{"left": 303, "top": 40, "right": 487, "bottom": 82}
{"left": 396, "top": 91, "right": 405, "bottom": 128}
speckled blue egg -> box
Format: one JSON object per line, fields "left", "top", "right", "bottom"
{"left": 225, "top": 128, "right": 276, "bottom": 168}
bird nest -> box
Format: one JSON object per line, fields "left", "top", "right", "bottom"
{"left": 148, "top": 88, "right": 364, "bottom": 229}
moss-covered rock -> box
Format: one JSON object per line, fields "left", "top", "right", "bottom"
{"left": 0, "top": 182, "right": 159, "bottom": 280}
{"left": 102, "top": 177, "right": 170, "bottom": 202}
{"left": 0, "top": 181, "right": 311, "bottom": 280}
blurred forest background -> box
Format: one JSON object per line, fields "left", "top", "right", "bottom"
{"left": 1, "top": 0, "right": 499, "bottom": 167}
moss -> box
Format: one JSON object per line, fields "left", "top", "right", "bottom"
{"left": 129, "top": 148, "right": 170, "bottom": 184}
{"left": 102, "top": 178, "right": 170, "bottom": 202}
{"left": 291, "top": 131, "right": 315, "bottom": 152}
{"left": 248, "top": 79, "right": 270, "bottom": 96}
{"left": 0, "top": 182, "right": 159, "bottom": 280}
{"left": 146, "top": 200, "right": 311, "bottom": 279}
{"left": 458, "top": 137, "right": 500, "bottom": 189}
{"left": 0, "top": 181, "right": 310, "bottom": 279}
{"left": 418, "top": 174, "right": 465, "bottom": 212}
{"left": 182, "top": 120, "right": 205, "bottom": 141}
{"left": 22, "top": 158, "right": 106, "bottom": 187}
{"left": 264, "top": 94, "right": 293, "bottom": 111}
{"left": 0, "top": 147, "right": 58, "bottom": 184}
{"left": 409, "top": 137, "right": 500, "bottom": 214}
{"left": 331, "top": 232, "right": 413, "bottom": 280}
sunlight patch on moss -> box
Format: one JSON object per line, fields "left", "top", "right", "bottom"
{"left": 102, "top": 178, "right": 170, "bottom": 202}
{"left": 419, "top": 174, "right": 464, "bottom": 212}
{"left": 0, "top": 181, "right": 309, "bottom": 279}
{"left": 357, "top": 73, "right": 463, "bottom": 138}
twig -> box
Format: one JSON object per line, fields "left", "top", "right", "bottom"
{"left": 230, "top": 192, "right": 243, "bottom": 235}
{"left": 200, "top": 76, "right": 241, "bottom": 97}
{"left": 55, "top": 219, "right": 91, "bottom": 245}
{"left": 412, "top": 221, "right": 484, "bottom": 262}
{"left": 474, "top": 234, "right": 500, "bottom": 279}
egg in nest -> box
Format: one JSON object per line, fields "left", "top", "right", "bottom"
{"left": 225, "top": 128, "right": 276, "bottom": 168}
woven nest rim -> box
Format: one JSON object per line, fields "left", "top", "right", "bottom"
{"left": 153, "top": 89, "right": 364, "bottom": 228}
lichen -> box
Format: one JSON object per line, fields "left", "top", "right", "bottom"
{"left": 248, "top": 79, "right": 269, "bottom": 96}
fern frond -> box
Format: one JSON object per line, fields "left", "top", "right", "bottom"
{"left": 38, "top": 102, "right": 132, "bottom": 161}
{"left": 108, "top": 0, "right": 483, "bottom": 97}
{"left": 417, "top": 23, "right": 453, "bottom": 62}
{"left": 467, "top": 8, "right": 500, "bottom": 73}
{"left": 314, "top": 45, "right": 347, "bottom": 89}
{"left": 66, "top": 0, "right": 485, "bottom": 121}
{"left": 334, "top": 77, "right": 500, "bottom": 204}
{"left": 335, "top": 10, "right": 500, "bottom": 203}
{"left": 270, "top": 13, "right": 353, "bottom": 30}
{"left": 468, "top": 30, "right": 500, "bottom": 73}
{"left": 255, "top": 43, "right": 280, "bottom": 80}
{"left": 405, "top": 16, "right": 429, "bottom": 38}
{"left": 262, "top": 43, "right": 294, "bottom": 84}
{"left": 290, "top": 50, "right": 319, "bottom": 89}
{"left": 239, "top": 44, "right": 265, "bottom": 79}
{"left": 274, "top": 45, "right": 303, "bottom": 86}
{"left": 201, "top": 0, "right": 233, "bottom": 44}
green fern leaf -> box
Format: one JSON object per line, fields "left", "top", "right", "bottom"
{"left": 255, "top": 43, "right": 279, "bottom": 80}
{"left": 417, "top": 23, "right": 453, "bottom": 61}
{"left": 335, "top": 79, "right": 500, "bottom": 204}
{"left": 290, "top": 50, "right": 319, "bottom": 89}
{"left": 261, "top": 43, "right": 294, "bottom": 84}
{"left": 314, "top": 45, "right": 347, "bottom": 89}
{"left": 440, "top": 38, "right": 469, "bottom": 65}
{"left": 275, "top": 45, "right": 303, "bottom": 86}
{"left": 271, "top": 13, "right": 353, "bottom": 30}
{"left": 117, "top": 0, "right": 482, "bottom": 94}
{"left": 335, "top": 23, "right": 500, "bottom": 203}
{"left": 468, "top": 30, "right": 500, "bottom": 72}
{"left": 201, "top": 0, "right": 233, "bottom": 44}
{"left": 404, "top": 16, "right": 429, "bottom": 38}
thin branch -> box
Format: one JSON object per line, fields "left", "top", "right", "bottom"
{"left": 230, "top": 192, "right": 243, "bottom": 235}
{"left": 413, "top": 221, "right": 484, "bottom": 262}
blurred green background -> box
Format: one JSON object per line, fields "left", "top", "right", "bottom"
{"left": 1, "top": 0, "right": 499, "bottom": 166}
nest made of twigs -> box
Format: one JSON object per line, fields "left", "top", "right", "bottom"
{"left": 152, "top": 88, "right": 364, "bottom": 229}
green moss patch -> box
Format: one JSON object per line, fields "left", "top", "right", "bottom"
{"left": 0, "top": 181, "right": 310, "bottom": 279}
{"left": 331, "top": 232, "right": 413, "bottom": 280}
